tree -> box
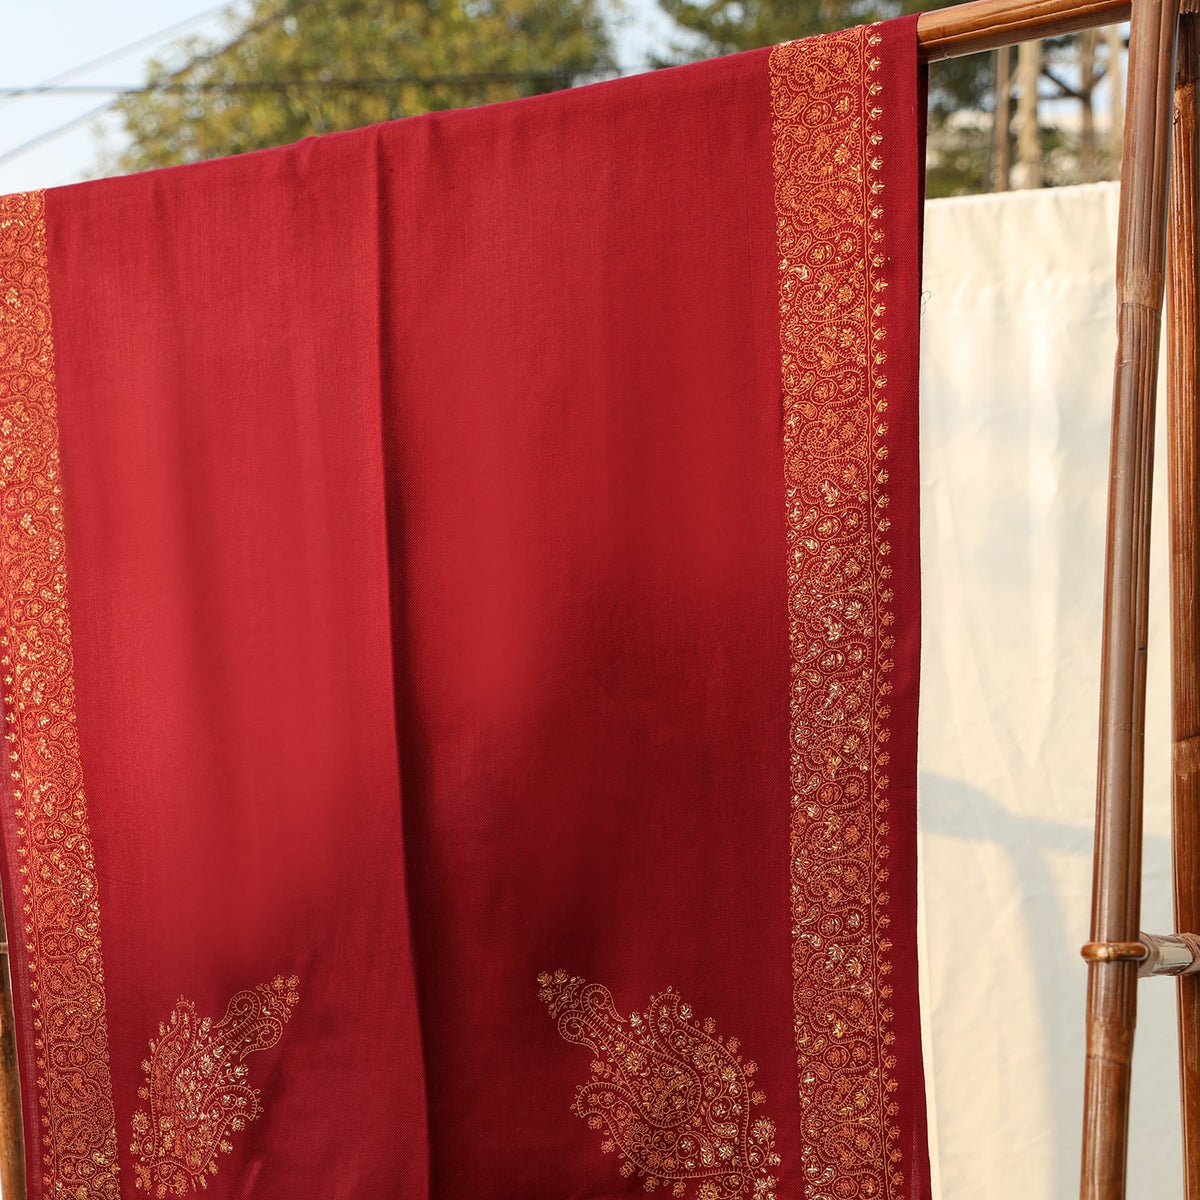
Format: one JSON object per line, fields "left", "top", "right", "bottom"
{"left": 1013, "top": 39, "right": 1044, "bottom": 188}
{"left": 992, "top": 30, "right": 1125, "bottom": 191}
{"left": 110, "top": 0, "right": 614, "bottom": 172}
{"left": 651, "top": 0, "right": 999, "bottom": 197}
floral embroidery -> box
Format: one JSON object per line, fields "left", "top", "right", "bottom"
{"left": 538, "top": 970, "right": 780, "bottom": 1198}
{"left": 0, "top": 189, "right": 121, "bottom": 1198}
{"left": 131, "top": 975, "right": 300, "bottom": 1197}
{"left": 771, "top": 28, "right": 905, "bottom": 1200}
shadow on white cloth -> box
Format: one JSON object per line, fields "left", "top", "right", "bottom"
{"left": 919, "top": 181, "right": 1180, "bottom": 1200}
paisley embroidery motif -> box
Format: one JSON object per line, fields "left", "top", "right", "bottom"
{"left": 0, "top": 189, "right": 120, "bottom": 1198}
{"left": 771, "top": 27, "right": 905, "bottom": 1200}
{"left": 131, "top": 975, "right": 300, "bottom": 1197}
{"left": 538, "top": 970, "right": 780, "bottom": 1198}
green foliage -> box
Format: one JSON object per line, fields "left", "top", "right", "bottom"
{"left": 653, "top": 0, "right": 891, "bottom": 56}
{"left": 112, "top": 0, "right": 614, "bottom": 172}
{"left": 652, "top": 0, "right": 995, "bottom": 195}
{"left": 924, "top": 115, "right": 990, "bottom": 198}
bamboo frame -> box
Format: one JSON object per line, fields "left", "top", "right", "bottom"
{"left": 1168, "top": 5, "right": 1200, "bottom": 1197}
{"left": 0, "top": 906, "right": 22, "bottom": 1200}
{"left": 1082, "top": 0, "right": 1178, "bottom": 1194}
{"left": 923, "top": 2, "right": 1184, "bottom": 1194}
{"left": 0, "top": 1, "right": 1188, "bottom": 1197}
{"left": 916, "top": 0, "right": 1130, "bottom": 59}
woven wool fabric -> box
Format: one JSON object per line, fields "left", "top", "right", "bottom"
{"left": 0, "top": 19, "right": 928, "bottom": 1200}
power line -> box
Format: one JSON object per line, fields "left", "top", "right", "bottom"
{"left": 0, "top": 1, "right": 233, "bottom": 112}
{"left": 0, "top": 1, "right": 602, "bottom": 171}
{"left": 0, "top": 73, "right": 576, "bottom": 96}
{"left": 0, "top": 102, "right": 115, "bottom": 168}
{"left": 0, "top": 0, "right": 305, "bottom": 167}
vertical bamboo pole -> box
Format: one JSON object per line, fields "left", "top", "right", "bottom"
{"left": 0, "top": 898, "right": 24, "bottom": 1199}
{"left": 1167, "top": 6, "right": 1200, "bottom": 1196}
{"left": 1081, "top": 0, "right": 1179, "bottom": 1193}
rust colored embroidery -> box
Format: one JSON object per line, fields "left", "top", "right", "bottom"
{"left": 131, "top": 974, "right": 300, "bottom": 1197}
{"left": 538, "top": 970, "right": 780, "bottom": 1199}
{"left": 0, "top": 189, "right": 121, "bottom": 1198}
{"left": 771, "top": 28, "right": 905, "bottom": 1200}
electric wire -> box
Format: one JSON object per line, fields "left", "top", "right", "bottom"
{"left": 0, "top": 1, "right": 233, "bottom": 112}
{"left": 0, "top": 73, "right": 579, "bottom": 96}
{"left": 0, "top": 0, "right": 309, "bottom": 166}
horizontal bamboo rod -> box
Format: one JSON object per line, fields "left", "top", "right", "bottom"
{"left": 1081, "top": 933, "right": 1200, "bottom": 977}
{"left": 918, "top": 0, "right": 1130, "bottom": 61}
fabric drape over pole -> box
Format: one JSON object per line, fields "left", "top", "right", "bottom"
{"left": 0, "top": 20, "right": 932, "bottom": 1200}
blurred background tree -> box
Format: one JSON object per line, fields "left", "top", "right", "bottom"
{"left": 107, "top": 0, "right": 1124, "bottom": 195}
{"left": 650, "top": 0, "right": 995, "bottom": 196}
{"left": 649, "top": 0, "right": 1125, "bottom": 196}
{"left": 112, "top": 0, "right": 614, "bottom": 171}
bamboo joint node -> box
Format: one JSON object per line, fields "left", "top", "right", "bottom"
{"left": 1081, "top": 932, "right": 1200, "bottom": 977}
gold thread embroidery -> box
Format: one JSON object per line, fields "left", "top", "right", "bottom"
{"left": 770, "top": 28, "right": 905, "bottom": 1200}
{"left": 538, "top": 970, "right": 780, "bottom": 1199}
{"left": 131, "top": 975, "right": 300, "bottom": 1197}
{"left": 0, "top": 189, "right": 121, "bottom": 1198}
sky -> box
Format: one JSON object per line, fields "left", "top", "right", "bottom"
{"left": 0, "top": 0, "right": 674, "bottom": 196}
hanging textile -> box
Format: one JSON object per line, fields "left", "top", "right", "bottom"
{"left": 0, "top": 17, "right": 928, "bottom": 1199}
{"left": 917, "top": 180, "right": 1180, "bottom": 1200}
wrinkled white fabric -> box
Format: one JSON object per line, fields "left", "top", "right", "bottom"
{"left": 919, "top": 180, "right": 1179, "bottom": 1200}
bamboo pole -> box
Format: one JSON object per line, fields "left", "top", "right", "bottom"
{"left": 917, "top": 0, "right": 1129, "bottom": 61}
{"left": 1167, "top": 7, "right": 1200, "bottom": 1197}
{"left": 1080, "top": 0, "right": 1179, "bottom": 1193}
{"left": 0, "top": 895, "right": 22, "bottom": 1200}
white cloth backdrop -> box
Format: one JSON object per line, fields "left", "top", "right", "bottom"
{"left": 918, "top": 180, "right": 1179, "bottom": 1200}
